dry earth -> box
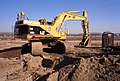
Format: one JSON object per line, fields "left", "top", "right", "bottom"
{"left": 0, "top": 40, "right": 120, "bottom": 81}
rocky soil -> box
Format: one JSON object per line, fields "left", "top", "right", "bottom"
{"left": 0, "top": 40, "right": 120, "bottom": 81}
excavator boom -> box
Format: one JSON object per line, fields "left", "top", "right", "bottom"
{"left": 51, "top": 10, "right": 90, "bottom": 46}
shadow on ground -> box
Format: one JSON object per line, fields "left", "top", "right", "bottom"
{"left": 0, "top": 47, "right": 22, "bottom": 58}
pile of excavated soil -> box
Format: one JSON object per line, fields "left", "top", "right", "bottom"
{"left": 71, "top": 55, "right": 120, "bottom": 81}
{"left": 0, "top": 40, "right": 120, "bottom": 81}
{"left": 0, "top": 52, "right": 119, "bottom": 81}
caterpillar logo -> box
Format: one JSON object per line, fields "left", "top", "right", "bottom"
{"left": 40, "top": 31, "right": 45, "bottom": 34}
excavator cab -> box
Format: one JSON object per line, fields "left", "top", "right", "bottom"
{"left": 39, "top": 18, "right": 53, "bottom": 25}
{"left": 39, "top": 18, "right": 47, "bottom": 25}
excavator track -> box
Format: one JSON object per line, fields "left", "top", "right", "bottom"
{"left": 31, "top": 42, "right": 43, "bottom": 56}
{"left": 28, "top": 40, "right": 74, "bottom": 55}
{"left": 51, "top": 41, "right": 74, "bottom": 54}
{"left": 30, "top": 41, "right": 75, "bottom": 55}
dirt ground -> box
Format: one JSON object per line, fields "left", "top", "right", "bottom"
{"left": 0, "top": 40, "right": 120, "bottom": 81}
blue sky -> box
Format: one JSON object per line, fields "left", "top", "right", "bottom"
{"left": 0, "top": 0, "right": 120, "bottom": 33}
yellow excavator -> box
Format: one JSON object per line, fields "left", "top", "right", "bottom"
{"left": 14, "top": 10, "right": 90, "bottom": 55}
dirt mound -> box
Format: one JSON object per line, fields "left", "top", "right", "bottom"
{"left": 0, "top": 52, "right": 119, "bottom": 81}
{"left": 0, "top": 40, "right": 120, "bottom": 81}
{"left": 71, "top": 55, "right": 120, "bottom": 81}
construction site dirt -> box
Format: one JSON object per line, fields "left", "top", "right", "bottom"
{"left": 0, "top": 39, "right": 120, "bottom": 81}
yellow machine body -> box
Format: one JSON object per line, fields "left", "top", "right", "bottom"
{"left": 14, "top": 10, "right": 90, "bottom": 47}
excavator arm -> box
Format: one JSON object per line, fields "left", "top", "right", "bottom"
{"left": 51, "top": 10, "right": 90, "bottom": 46}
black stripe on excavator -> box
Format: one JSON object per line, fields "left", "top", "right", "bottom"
{"left": 14, "top": 25, "right": 50, "bottom": 35}
{"left": 29, "top": 26, "right": 50, "bottom": 35}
